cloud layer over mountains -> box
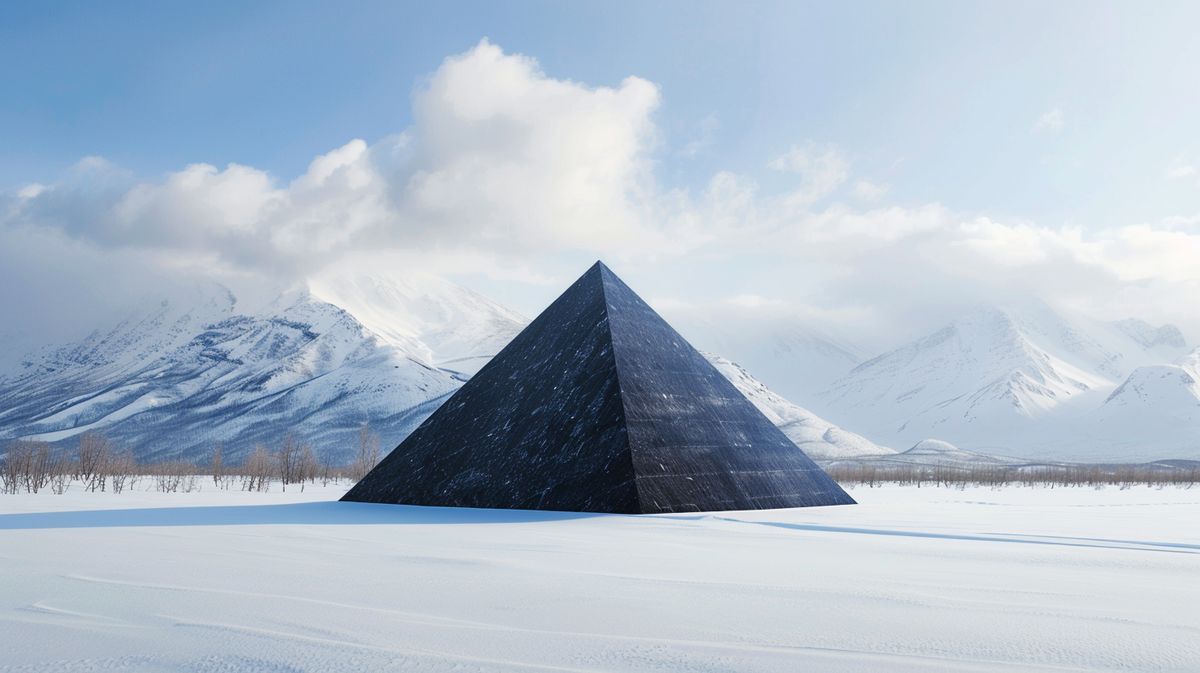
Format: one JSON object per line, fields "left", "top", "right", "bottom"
{"left": 2, "top": 39, "right": 1199, "bottom": 353}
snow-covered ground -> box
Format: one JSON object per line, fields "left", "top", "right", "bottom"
{"left": 2, "top": 483, "right": 1198, "bottom": 672}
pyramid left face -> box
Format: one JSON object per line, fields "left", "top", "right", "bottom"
{"left": 341, "top": 263, "right": 643, "bottom": 512}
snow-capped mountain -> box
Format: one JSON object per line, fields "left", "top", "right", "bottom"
{"left": 307, "top": 270, "right": 525, "bottom": 376}
{"left": 664, "top": 306, "right": 866, "bottom": 403}
{"left": 893, "top": 439, "right": 1014, "bottom": 465}
{"left": 705, "top": 354, "right": 892, "bottom": 459}
{"left": 0, "top": 271, "right": 870, "bottom": 464}
{"left": 1182, "top": 347, "right": 1200, "bottom": 374}
{"left": 0, "top": 274, "right": 525, "bottom": 461}
{"left": 819, "top": 438, "right": 1020, "bottom": 469}
{"left": 1106, "top": 362, "right": 1200, "bottom": 410}
{"left": 3, "top": 273, "right": 1194, "bottom": 464}
{"left": 1112, "top": 319, "right": 1188, "bottom": 352}
{"left": 1057, "top": 348, "right": 1200, "bottom": 461}
{"left": 819, "top": 302, "right": 1192, "bottom": 458}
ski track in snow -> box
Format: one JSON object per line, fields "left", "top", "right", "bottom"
{"left": 1, "top": 483, "right": 1198, "bottom": 672}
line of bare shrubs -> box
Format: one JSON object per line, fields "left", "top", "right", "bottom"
{"left": 0, "top": 424, "right": 384, "bottom": 495}
{"left": 0, "top": 439, "right": 68, "bottom": 494}
{"left": 825, "top": 462, "right": 1200, "bottom": 489}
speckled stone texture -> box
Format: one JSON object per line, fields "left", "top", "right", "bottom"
{"left": 342, "top": 262, "right": 854, "bottom": 513}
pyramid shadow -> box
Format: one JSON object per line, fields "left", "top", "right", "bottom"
{"left": 0, "top": 500, "right": 601, "bottom": 530}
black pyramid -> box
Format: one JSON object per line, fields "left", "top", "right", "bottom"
{"left": 342, "top": 262, "right": 854, "bottom": 513}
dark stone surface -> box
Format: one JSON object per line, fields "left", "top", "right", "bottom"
{"left": 600, "top": 266, "right": 855, "bottom": 511}
{"left": 342, "top": 262, "right": 854, "bottom": 513}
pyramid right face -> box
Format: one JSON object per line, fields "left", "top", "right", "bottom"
{"left": 342, "top": 262, "right": 855, "bottom": 513}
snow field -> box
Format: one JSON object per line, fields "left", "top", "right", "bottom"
{"left": 1, "top": 483, "right": 1197, "bottom": 672}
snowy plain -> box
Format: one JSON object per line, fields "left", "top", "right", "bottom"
{"left": 1, "top": 482, "right": 1198, "bottom": 672}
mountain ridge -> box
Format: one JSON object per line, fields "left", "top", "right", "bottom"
{"left": 2, "top": 281, "right": 1196, "bottom": 463}
{"left": 818, "top": 302, "right": 1192, "bottom": 459}
{"left": 0, "top": 275, "right": 504, "bottom": 460}
{"left": 0, "top": 272, "right": 877, "bottom": 465}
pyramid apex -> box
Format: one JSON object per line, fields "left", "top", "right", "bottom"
{"left": 582, "top": 260, "right": 614, "bottom": 284}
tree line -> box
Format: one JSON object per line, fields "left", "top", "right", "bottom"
{"left": 823, "top": 461, "right": 1200, "bottom": 489}
{"left": 8, "top": 428, "right": 1196, "bottom": 495}
{"left": 0, "top": 424, "right": 383, "bottom": 495}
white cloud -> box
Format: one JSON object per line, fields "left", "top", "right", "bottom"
{"left": 116, "top": 162, "right": 281, "bottom": 242}
{"left": 768, "top": 143, "right": 849, "bottom": 206}
{"left": 1165, "top": 158, "right": 1197, "bottom": 180}
{"left": 1163, "top": 212, "right": 1200, "bottom": 229}
{"left": 399, "top": 39, "right": 664, "bottom": 254}
{"left": 6, "top": 39, "right": 667, "bottom": 275}
{"left": 0, "top": 222, "right": 207, "bottom": 366}
{"left": 1033, "top": 107, "right": 1065, "bottom": 133}
{"left": 851, "top": 180, "right": 889, "bottom": 202}
{"left": 16, "top": 183, "right": 46, "bottom": 200}
{"left": 3, "top": 40, "right": 1199, "bottom": 348}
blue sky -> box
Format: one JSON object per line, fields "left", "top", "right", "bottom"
{"left": 2, "top": 1, "right": 1199, "bottom": 348}
{"left": 6, "top": 1, "right": 1198, "bottom": 225}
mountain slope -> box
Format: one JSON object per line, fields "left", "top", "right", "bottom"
{"left": 7, "top": 274, "right": 1191, "bottom": 464}
{"left": 819, "top": 438, "right": 1021, "bottom": 469}
{"left": 1182, "top": 347, "right": 1200, "bottom": 374}
{"left": 665, "top": 306, "right": 866, "bottom": 403}
{"left": 0, "top": 279, "right": 488, "bottom": 461}
{"left": 820, "top": 303, "right": 1190, "bottom": 457}
{"left": 2, "top": 273, "right": 871, "bottom": 464}
{"left": 307, "top": 270, "right": 526, "bottom": 376}
{"left": 705, "top": 354, "right": 893, "bottom": 459}
{"left": 1112, "top": 319, "right": 1188, "bottom": 354}
{"left": 1055, "top": 349, "right": 1200, "bottom": 461}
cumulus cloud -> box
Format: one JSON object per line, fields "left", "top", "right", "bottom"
{"left": 8, "top": 139, "right": 390, "bottom": 276}
{"left": 397, "top": 39, "right": 664, "bottom": 253}
{"left": 777, "top": 207, "right": 1200, "bottom": 341}
{"left": 0, "top": 221, "right": 199, "bottom": 366}
{"left": 768, "top": 142, "right": 849, "bottom": 206}
{"left": 5, "top": 39, "right": 666, "bottom": 276}
{"left": 3, "top": 39, "right": 1199, "bottom": 351}
{"left": 851, "top": 180, "right": 889, "bottom": 202}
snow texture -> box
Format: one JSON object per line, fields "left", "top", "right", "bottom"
{"left": 2, "top": 275, "right": 1197, "bottom": 463}
{"left": 821, "top": 302, "right": 1195, "bottom": 460}
{"left": 1, "top": 483, "right": 1197, "bottom": 672}
{"left": 707, "top": 353, "right": 893, "bottom": 459}
{"left": 668, "top": 306, "right": 866, "bottom": 402}
{"left": 0, "top": 274, "right": 524, "bottom": 461}
{"left": 0, "top": 270, "right": 876, "bottom": 468}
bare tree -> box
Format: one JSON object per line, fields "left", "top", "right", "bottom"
{"left": 153, "top": 461, "right": 198, "bottom": 493}
{"left": 108, "top": 451, "right": 136, "bottom": 494}
{"left": 4, "top": 440, "right": 58, "bottom": 494}
{"left": 351, "top": 424, "right": 381, "bottom": 482}
{"left": 318, "top": 453, "right": 338, "bottom": 486}
{"left": 278, "top": 434, "right": 300, "bottom": 491}
{"left": 49, "top": 463, "right": 70, "bottom": 494}
{"left": 30, "top": 443, "right": 56, "bottom": 494}
{"left": 77, "top": 432, "right": 113, "bottom": 492}
{"left": 0, "top": 444, "right": 19, "bottom": 494}
{"left": 241, "top": 445, "right": 273, "bottom": 492}
{"left": 211, "top": 443, "right": 225, "bottom": 488}
{"left": 294, "top": 444, "right": 319, "bottom": 492}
